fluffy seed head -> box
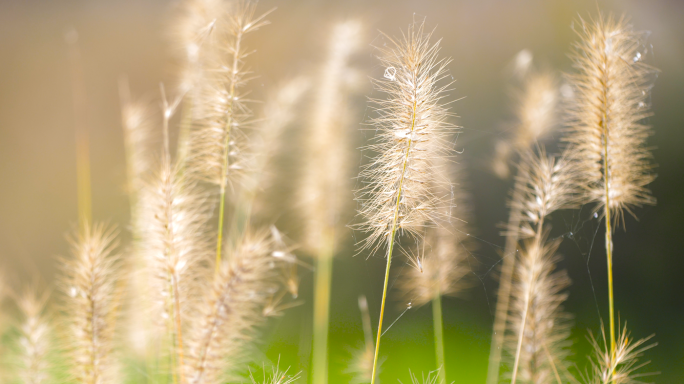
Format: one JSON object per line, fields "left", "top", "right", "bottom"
{"left": 14, "top": 287, "right": 52, "bottom": 384}
{"left": 355, "top": 21, "right": 456, "bottom": 254}
{"left": 187, "top": 1, "right": 270, "bottom": 189}
{"left": 493, "top": 70, "right": 558, "bottom": 178}
{"left": 507, "top": 238, "right": 573, "bottom": 384}
{"left": 509, "top": 149, "right": 578, "bottom": 239}
{"left": 301, "top": 20, "right": 362, "bottom": 252}
{"left": 184, "top": 227, "right": 294, "bottom": 384}
{"left": 564, "top": 14, "right": 657, "bottom": 223}
{"left": 60, "top": 224, "right": 121, "bottom": 384}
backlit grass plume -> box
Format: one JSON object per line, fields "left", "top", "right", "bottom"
{"left": 140, "top": 92, "right": 213, "bottom": 381}
{"left": 187, "top": 1, "right": 271, "bottom": 268}
{"left": 492, "top": 67, "right": 558, "bottom": 179}
{"left": 14, "top": 287, "right": 52, "bottom": 384}
{"left": 506, "top": 150, "right": 577, "bottom": 384}
{"left": 507, "top": 238, "right": 572, "bottom": 384}
{"left": 301, "top": 20, "right": 362, "bottom": 384}
{"left": 237, "top": 75, "right": 311, "bottom": 227}
{"left": 487, "top": 62, "right": 560, "bottom": 384}
{"left": 60, "top": 224, "right": 121, "bottom": 384}
{"left": 563, "top": 14, "right": 657, "bottom": 364}
{"left": 355, "top": 21, "right": 455, "bottom": 384}
{"left": 184, "top": 227, "right": 295, "bottom": 384}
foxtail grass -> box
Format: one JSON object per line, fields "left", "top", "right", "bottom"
{"left": 355, "top": 21, "right": 456, "bottom": 384}
{"left": 487, "top": 62, "right": 559, "bottom": 384}
{"left": 585, "top": 324, "right": 655, "bottom": 384}
{"left": 60, "top": 224, "right": 121, "bottom": 384}
{"left": 564, "top": 14, "right": 657, "bottom": 367}
{"left": 186, "top": 1, "right": 272, "bottom": 271}
{"left": 13, "top": 287, "right": 52, "bottom": 384}
{"left": 184, "top": 227, "right": 295, "bottom": 384}
{"left": 301, "top": 20, "right": 362, "bottom": 384}
{"left": 506, "top": 150, "right": 577, "bottom": 384}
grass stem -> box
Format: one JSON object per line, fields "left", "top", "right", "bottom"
{"left": 370, "top": 235, "right": 395, "bottom": 384}
{"left": 312, "top": 237, "right": 334, "bottom": 384}
{"left": 432, "top": 293, "right": 446, "bottom": 384}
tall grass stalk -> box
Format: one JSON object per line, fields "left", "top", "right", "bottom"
{"left": 564, "top": 15, "right": 657, "bottom": 369}
{"left": 186, "top": 2, "right": 271, "bottom": 272}
{"left": 303, "top": 20, "right": 361, "bottom": 384}
{"left": 487, "top": 67, "right": 558, "bottom": 384}
{"left": 355, "top": 21, "right": 454, "bottom": 384}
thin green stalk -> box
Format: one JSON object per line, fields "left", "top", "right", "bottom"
{"left": 370, "top": 235, "right": 395, "bottom": 384}
{"left": 432, "top": 293, "right": 446, "bottom": 384}
{"left": 215, "top": 184, "right": 228, "bottom": 273}
{"left": 603, "top": 132, "right": 616, "bottom": 371}
{"left": 312, "top": 236, "right": 334, "bottom": 384}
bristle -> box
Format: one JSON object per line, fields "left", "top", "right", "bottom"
{"left": 187, "top": 1, "right": 270, "bottom": 188}
{"left": 15, "top": 288, "right": 52, "bottom": 384}
{"left": 301, "top": 20, "right": 362, "bottom": 252}
{"left": 249, "top": 364, "right": 301, "bottom": 384}
{"left": 184, "top": 228, "right": 293, "bottom": 384}
{"left": 586, "top": 324, "right": 655, "bottom": 384}
{"left": 493, "top": 70, "right": 558, "bottom": 179}
{"left": 355, "top": 21, "right": 456, "bottom": 254}
{"left": 564, "top": 14, "right": 657, "bottom": 223}
{"left": 407, "top": 369, "right": 441, "bottom": 384}
{"left": 507, "top": 238, "right": 572, "bottom": 384}
{"left": 397, "top": 158, "right": 472, "bottom": 306}
{"left": 61, "top": 224, "right": 121, "bottom": 384}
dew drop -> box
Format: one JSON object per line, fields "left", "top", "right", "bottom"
{"left": 594, "top": 212, "right": 599, "bottom": 218}
{"left": 633, "top": 52, "right": 642, "bottom": 62}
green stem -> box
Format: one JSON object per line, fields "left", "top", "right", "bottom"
{"left": 370, "top": 235, "right": 395, "bottom": 384}
{"left": 215, "top": 185, "right": 227, "bottom": 273}
{"left": 432, "top": 293, "right": 446, "bottom": 384}
{"left": 312, "top": 239, "right": 334, "bottom": 384}
{"left": 603, "top": 134, "right": 616, "bottom": 373}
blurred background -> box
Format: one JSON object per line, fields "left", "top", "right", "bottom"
{"left": 1, "top": 0, "right": 683, "bottom": 382}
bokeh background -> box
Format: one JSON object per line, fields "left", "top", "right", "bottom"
{"left": 1, "top": 0, "right": 683, "bottom": 382}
